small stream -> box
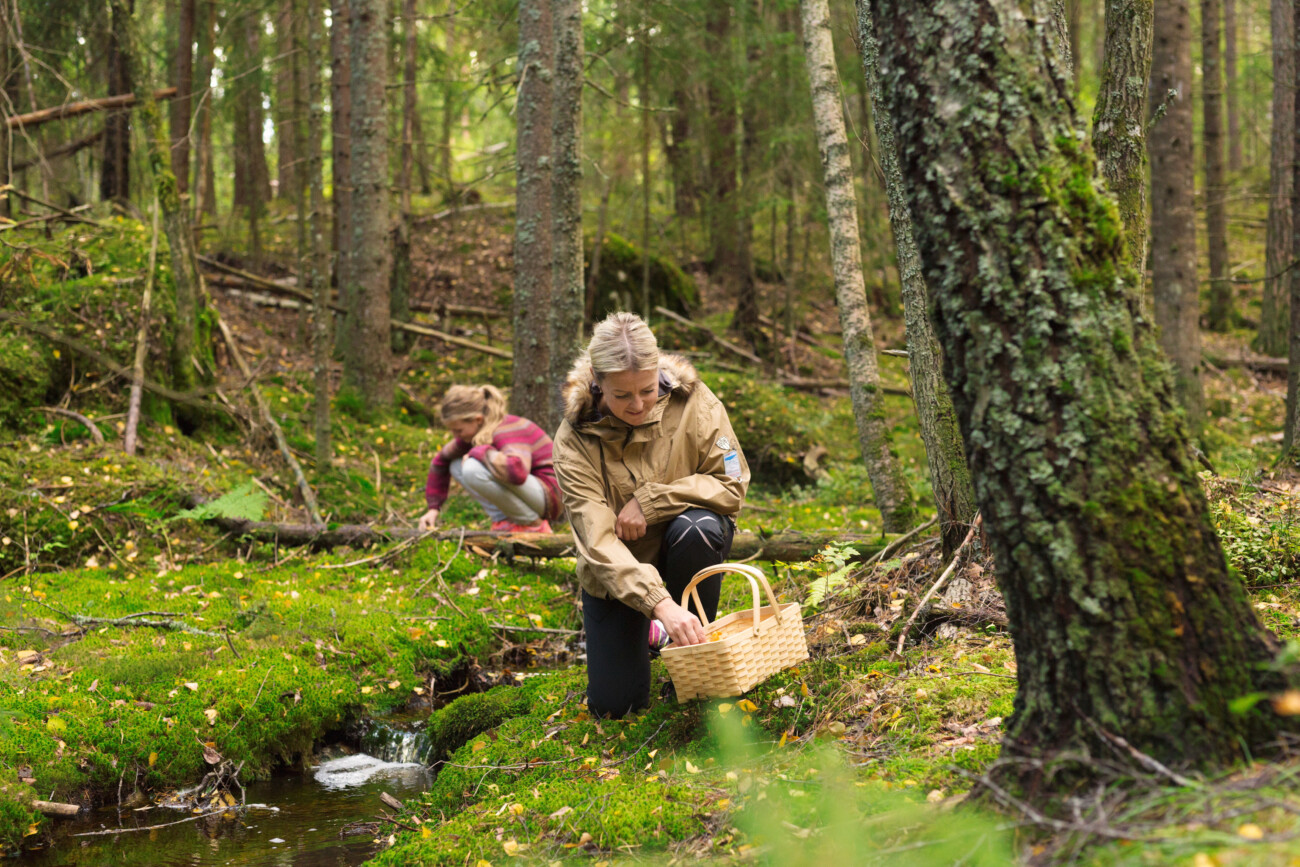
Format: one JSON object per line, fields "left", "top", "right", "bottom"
{"left": 20, "top": 726, "right": 434, "bottom": 867}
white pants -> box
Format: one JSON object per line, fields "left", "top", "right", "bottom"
{"left": 449, "top": 457, "right": 547, "bottom": 525}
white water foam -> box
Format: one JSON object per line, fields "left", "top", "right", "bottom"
{"left": 312, "top": 753, "right": 426, "bottom": 790}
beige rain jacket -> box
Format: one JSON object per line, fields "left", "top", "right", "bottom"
{"left": 553, "top": 354, "right": 750, "bottom": 618}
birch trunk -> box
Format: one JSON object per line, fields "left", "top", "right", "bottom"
{"left": 1203, "top": 0, "right": 1232, "bottom": 331}
{"left": 800, "top": 0, "right": 913, "bottom": 533}
{"left": 343, "top": 0, "right": 393, "bottom": 410}
{"left": 1260, "top": 0, "right": 1293, "bottom": 357}
{"left": 511, "top": 0, "right": 554, "bottom": 427}
{"left": 548, "top": 0, "right": 584, "bottom": 427}
{"left": 867, "top": 0, "right": 1293, "bottom": 777}
{"left": 1148, "top": 0, "right": 1203, "bottom": 425}
{"left": 1092, "top": 0, "right": 1154, "bottom": 278}
{"left": 855, "top": 0, "right": 975, "bottom": 553}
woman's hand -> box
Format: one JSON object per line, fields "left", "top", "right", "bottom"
{"left": 418, "top": 509, "right": 440, "bottom": 531}
{"left": 652, "top": 598, "right": 707, "bottom": 647}
{"left": 615, "top": 497, "right": 647, "bottom": 541}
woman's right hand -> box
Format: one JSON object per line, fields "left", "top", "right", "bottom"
{"left": 652, "top": 598, "right": 707, "bottom": 647}
{"left": 418, "top": 509, "right": 440, "bottom": 531}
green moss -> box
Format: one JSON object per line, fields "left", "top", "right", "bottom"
{"left": 585, "top": 232, "right": 698, "bottom": 321}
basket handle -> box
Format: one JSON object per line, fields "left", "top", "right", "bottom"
{"left": 678, "top": 563, "right": 783, "bottom": 635}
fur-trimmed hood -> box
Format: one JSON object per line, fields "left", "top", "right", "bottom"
{"left": 560, "top": 352, "right": 700, "bottom": 426}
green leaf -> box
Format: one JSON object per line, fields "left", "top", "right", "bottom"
{"left": 171, "top": 482, "right": 267, "bottom": 523}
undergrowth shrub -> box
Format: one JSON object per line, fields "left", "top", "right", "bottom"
{"left": 1211, "top": 498, "right": 1300, "bottom": 586}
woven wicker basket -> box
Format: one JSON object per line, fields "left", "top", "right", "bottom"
{"left": 660, "top": 563, "right": 809, "bottom": 701}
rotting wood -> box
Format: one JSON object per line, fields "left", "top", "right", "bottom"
{"left": 7, "top": 87, "right": 177, "bottom": 129}
{"left": 894, "top": 513, "right": 982, "bottom": 658}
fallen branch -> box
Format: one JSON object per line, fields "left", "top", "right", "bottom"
{"left": 32, "top": 800, "right": 80, "bottom": 818}
{"left": 894, "top": 513, "right": 983, "bottom": 658}
{"left": 72, "top": 807, "right": 232, "bottom": 837}
{"left": 8, "top": 87, "right": 177, "bottom": 129}
{"left": 1204, "top": 353, "right": 1289, "bottom": 373}
{"left": 36, "top": 406, "right": 104, "bottom": 443}
{"left": 70, "top": 613, "right": 224, "bottom": 638}
{"left": 780, "top": 375, "right": 911, "bottom": 397}
{"left": 656, "top": 306, "right": 766, "bottom": 367}
{"left": 211, "top": 302, "right": 323, "bottom": 525}
{"left": 12, "top": 128, "right": 104, "bottom": 172}
{"left": 489, "top": 623, "right": 581, "bottom": 635}
{"left": 411, "top": 200, "right": 514, "bottom": 225}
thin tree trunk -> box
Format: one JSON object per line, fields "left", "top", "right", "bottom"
{"left": 1149, "top": 0, "right": 1204, "bottom": 425}
{"left": 705, "top": 2, "right": 740, "bottom": 294}
{"left": 125, "top": 201, "right": 160, "bottom": 456}
{"left": 438, "top": 0, "right": 456, "bottom": 194}
{"left": 343, "top": 0, "right": 393, "bottom": 410}
{"left": 170, "top": 0, "right": 193, "bottom": 197}
{"left": 1093, "top": 0, "right": 1154, "bottom": 278}
{"left": 9, "top": 0, "right": 51, "bottom": 203}
{"left": 390, "top": 0, "right": 417, "bottom": 354}
{"left": 1067, "top": 0, "right": 1083, "bottom": 91}
{"left": 549, "top": 0, "right": 584, "bottom": 425}
{"left": 584, "top": 173, "right": 614, "bottom": 324}
{"left": 1283, "top": 0, "right": 1300, "bottom": 461}
{"left": 275, "top": 0, "right": 298, "bottom": 202}
{"left": 731, "top": 20, "right": 764, "bottom": 354}
{"left": 330, "top": 0, "right": 353, "bottom": 354}
{"left": 867, "top": 0, "right": 1292, "bottom": 778}
{"left": 1049, "top": 0, "right": 1075, "bottom": 80}
{"left": 308, "top": 0, "right": 331, "bottom": 466}
{"left": 101, "top": 0, "right": 133, "bottom": 203}
{"left": 191, "top": 0, "right": 216, "bottom": 218}
{"left": 855, "top": 0, "right": 976, "bottom": 555}
{"left": 1203, "top": 0, "right": 1232, "bottom": 331}
{"left": 511, "top": 0, "right": 554, "bottom": 426}
{"left": 1224, "top": 0, "right": 1242, "bottom": 171}
{"left": 639, "top": 31, "right": 651, "bottom": 321}
{"left": 1260, "top": 0, "right": 1293, "bottom": 357}
{"left": 801, "top": 0, "right": 914, "bottom": 533}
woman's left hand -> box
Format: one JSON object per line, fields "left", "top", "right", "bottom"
{"left": 615, "top": 497, "right": 647, "bottom": 541}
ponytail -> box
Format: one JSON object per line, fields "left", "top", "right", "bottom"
{"left": 440, "top": 383, "right": 509, "bottom": 446}
{"left": 476, "top": 385, "right": 507, "bottom": 445}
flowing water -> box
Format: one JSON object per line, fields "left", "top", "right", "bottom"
{"left": 19, "top": 743, "right": 432, "bottom": 867}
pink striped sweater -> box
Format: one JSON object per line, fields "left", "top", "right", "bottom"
{"left": 425, "top": 414, "right": 563, "bottom": 521}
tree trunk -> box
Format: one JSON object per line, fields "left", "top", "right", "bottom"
{"left": 1260, "top": 0, "right": 1293, "bottom": 357}
{"left": 640, "top": 32, "right": 651, "bottom": 321}
{"left": 801, "top": 0, "right": 914, "bottom": 534}
{"left": 1203, "top": 0, "right": 1232, "bottom": 331}
{"left": 390, "top": 0, "right": 417, "bottom": 354}
{"left": 1092, "top": 0, "right": 1154, "bottom": 278}
{"left": 330, "top": 0, "right": 353, "bottom": 354}
{"left": 511, "top": 0, "right": 554, "bottom": 426}
{"left": 731, "top": 19, "right": 764, "bottom": 354}
{"left": 307, "top": 0, "right": 331, "bottom": 466}
{"left": 1149, "top": 0, "right": 1204, "bottom": 425}
{"left": 666, "top": 85, "right": 696, "bottom": 217}
{"left": 170, "top": 0, "right": 194, "bottom": 197}
{"left": 275, "top": 0, "right": 299, "bottom": 202}
{"left": 438, "top": 3, "right": 456, "bottom": 194}
{"left": 548, "top": 0, "right": 584, "bottom": 427}
{"left": 101, "top": 0, "right": 133, "bottom": 204}
{"left": 866, "top": 0, "right": 1291, "bottom": 776}
{"left": 705, "top": 2, "right": 741, "bottom": 294}
{"left": 1067, "top": 0, "right": 1083, "bottom": 91}
{"left": 343, "top": 0, "right": 393, "bottom": 410}
{"left": 854, "top": 0, "right": 976, "bottom": 555}
{"left": 191, "top": 0, "right": 216, "bottom": 218}
{"left": 1224, "top": 0, "right": 1242, "bottom": 172}
{"left": 1283, "top": 0, "right": 1300, "bottom": 461}
{"left": 1049, "top": 0, "right": 1075, "bottom": 80}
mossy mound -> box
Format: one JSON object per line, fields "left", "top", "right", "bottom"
{"left": 585, "top": 231, "right": 698, "bottom": 322}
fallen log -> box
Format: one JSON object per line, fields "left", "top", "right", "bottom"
{"left": 8, "top": 87, "right": 177, "bottom": 129}
{"left": 1204, "top": 353, "right": 1289, "bottom": 374}
{"left": 202, "top": 518, "right": 896, "bottom": 563}
{"left": 33, "top": 800, "right": 81, "bottom": 818}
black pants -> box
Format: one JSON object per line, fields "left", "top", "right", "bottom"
{"left": 584, "top": 508, "right": 735, "bottom": 718}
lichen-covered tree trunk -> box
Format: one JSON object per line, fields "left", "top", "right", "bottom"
{"left": 390, "top": 0, "right": 418, "bottom": 355}
{"left": 1284, "top": 6, "right": 1300, "bottom": 463}
{"left": 548, "top": 0, "right": 584, "bottom": 430}
{"left": 1149, "top": 0, "right": 1204, "bottom": 424}
{"left": 854, "top": 0, "right": 975, "bottom": 554}
{"left": 1259, "top": 0, "right": 1293, "bottom": 357}
{"left": 1202, "top": 0, "right": 1232, "bottom": 331}
{"left": 343, "top": 0, "right": 393, "bottom": 410}
{"left": 330, "top": 0, "right": 353, "bottom": 354}
{"left": 169, "top": 0, "right": 193, "bottom": 197}
{"left": 800, "top": 0, "right": 913, "bottom": 533}
{"left": 867, "top": 0, "right": 1292, "bottom": 774}
{"left": 1224, "top": 0, "right": 1242, "bottom": 171}
{"left": 511, "top": 0, "right": 554, "bottom": 427}
{"left": 307, "top": 0, "right": 331, "bottom": 466}
{"left": 1092, "top": 0, "right": 1153, "bottom": 277}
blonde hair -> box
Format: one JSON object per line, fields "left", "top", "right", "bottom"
{"left": 586, "top": 311, "right": 659, "bottom": 379}
{"left": 439, "top": 384, "right": 507, "bottom": 446}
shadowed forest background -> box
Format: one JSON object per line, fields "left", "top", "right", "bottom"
{"left": 4, "top": 0, "right": 1300, "bottom": 864}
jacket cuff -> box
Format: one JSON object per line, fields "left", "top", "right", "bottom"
{"left": 634, "top": 486, "right": 659, "bottom": 525}
{"left": 465, "top": 444, "right": 491, "bottom": 463}
{"left": 638, "top": 583, "right": 670, "bottom": 619}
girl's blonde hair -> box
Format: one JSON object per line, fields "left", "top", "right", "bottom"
{"left": 439, "top": 384, "right": 507, "bottom": 446}
{"left": 587, "top": 311, "right": 659, "bottom": 379}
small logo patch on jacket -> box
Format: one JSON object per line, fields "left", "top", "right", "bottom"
{"left": 715, "top": 436, "right": 731, "bottom": 451}
{"left": 723, "top": 451, "right": 741, "bottom": 479}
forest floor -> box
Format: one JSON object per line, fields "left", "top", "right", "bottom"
{"left": 2, "top": 201, "right": 1300, "bottom": 865}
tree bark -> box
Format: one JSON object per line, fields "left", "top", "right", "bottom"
{"left": 1203, "top": 0, "right": 1232, "bottom": 331}
{"left": 801, "top": 0, "right": 914, "bottom": 534}
{"left": 343, "top": 0, "right": 393, "bottom": 410}
{"left": 1149, "top": 0, "right": 1204, "bottom": 425}
{"left": 192, "top": 0, "right": 216, "bottom": 218}
{"left": 867, "top": 0, "right": 1291, "bottom": 775}
{"left": 275, "top": 0, "right": 300, "bottom": 202}
{"left": 307, "top": 0, "right": 331, "bottom": 467}
{"left": 391, "top": 0, "right": 418, "bottom": 355}
{"left": 1284, "top": 0, "right": 1300, "bottom": 462}
{"left": 549, "top": 0, "right": 584, "bottom": 428}
{"left": 511, "top": 0, "right": 555, "bottom": 427}
{"left": 330, "top": 0, "right": 353, "bottom": 353}
{"left": 1092, "top": 0, "right": 1154, "bottom": 278}
{"left": 170, "top": 0, "right": 194, "bottom": 197}
{"left": 101, "top": 0, "right": 133, "bottom": 204}
{"left": 854, "top": 0, "right": 976, "bottom": 555}
{"left": 705, "top": 2, "right": 741, "bottom": 295}
{"left": 1224, "top": 0, "right": 1242, "bottom": 172}
{"left": 1260, "top": 0, "right": 1293, "bottom": 357}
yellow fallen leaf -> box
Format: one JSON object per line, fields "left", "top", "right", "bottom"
{"left": 684, "top": 760, "right": 701, "bottom": 774}
{"left": 502, "top": 839, "right": 524, "bottom": 855}
{"left": 736, "top": 699, "right": 758, "bottom": 713}
{"left": 472, "top": 741, "right": 487, "bottom": 752}
{"left": 360, "top": 686, "right": 373, "bottom": 694}
{"left": 716, "top": 798, "right": 731, "bottom": 809}
{"left": 204, "top": 708, "right": 218, "bottom": 726}
{"left": 434, "top": 639, "right": 450, "bottom": 648}
{"left": 184, "top": 682, "right": 199, "bottom": 691}
{"left": 1273, "top": 691, "right": 1300, "bottom": 715}
{"left": 388, "top": 680, "right": 401, "bottom": 690}
{"left": 718, "top": 703, "right": 734, "bottom": 715}
{"left": 1238, "top": 823, "right": 1265, "bottom": 840}
{"left": 800, "top": 682, "right": 810, "bottom": 697}
{"left": 24, "top": 822, "right": 39, "bottom": 837}
{"left": 827, "top": 721, "right": 846, "bottom": 735}
{"left": 421, "top": 825, "right": 433, "bottom": 839}
{"left": 508, "top": 802, "right": 524, "bottom": 816}
{"left": 148, "top": 752, "right": 158, "bottom": 767}
{"left": 476, "top": 861, "right": 493, "bottom": 867}
{"left": 1191, "top": 854, "right": 1217, "bottom": 867}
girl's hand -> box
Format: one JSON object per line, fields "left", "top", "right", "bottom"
{"left": 652, "top": 598, "right": 706, "bottom": 647}
{"left": 418, "top": 509, "right": 440, "bottom": 531}
{"left": 615, "top": 497, "right": 647, "bottom": 541}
